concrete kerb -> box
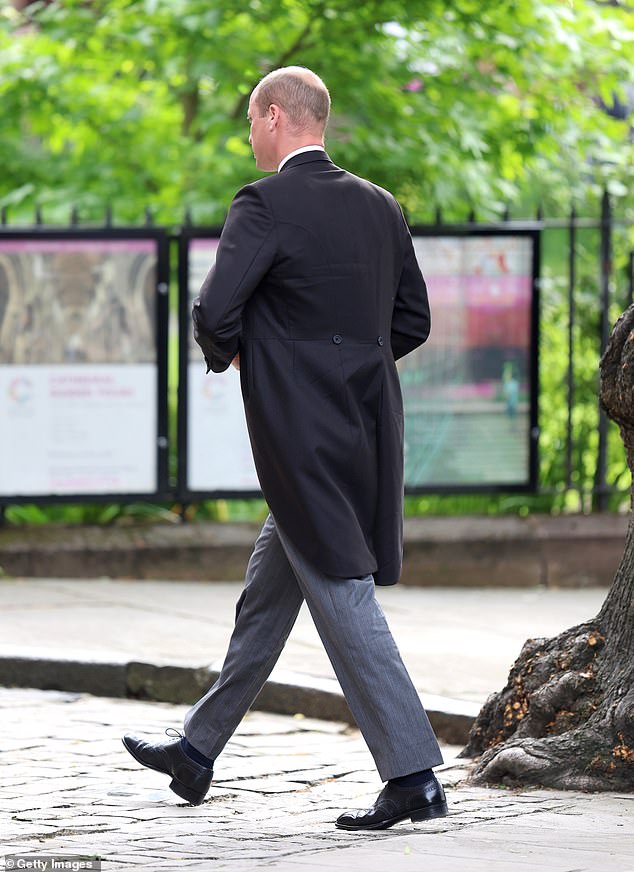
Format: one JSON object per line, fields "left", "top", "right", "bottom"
{"left": 0, "top": 513, "right": 622, "bottom": 752}
{"left": 0, "top": 652, "right": 479, "bottom": 745}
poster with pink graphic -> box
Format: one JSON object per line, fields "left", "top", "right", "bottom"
{"left": 402, "top": 233, "right": 537, "bottom": 487}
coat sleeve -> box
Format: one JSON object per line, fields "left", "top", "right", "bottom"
{"left": 192, "top": 184, "right": 276, "bottom": 373}
{"left": 390, "top": 210, "right": 431, "bottom": 361}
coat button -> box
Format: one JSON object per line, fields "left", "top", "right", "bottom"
{"left": 332, "top": 334, "right": 343, "bottom": 344}
{"left": 377, "top": 335, "right": 384, "bottom": 346}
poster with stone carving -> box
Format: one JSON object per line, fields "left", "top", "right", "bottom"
{"left": 0, "top": 237, "right": 160, "bottom": 497}
{"left": 0, "top": 239, "right": 156, "bottom": 365}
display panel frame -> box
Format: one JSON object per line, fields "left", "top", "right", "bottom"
{"left": 179, "top": 223, "right": 540, "bottom": 500}
{"left": 404, "top": 223, "right": 541, "bottom": 494}
{"left": 177, "top": 227, "right": 262, "bottom": 501}
{"left": 0, "top": 228, "right": 170, "bottom": 503}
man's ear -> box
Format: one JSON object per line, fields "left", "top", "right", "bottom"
{"left": 268, "top": 103, "right": 282, "bottom": 129}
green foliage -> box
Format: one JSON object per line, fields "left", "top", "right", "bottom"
{"left": 4, "top": 501, "right": 181, "bottom": 524}
{"left": 0, "top": 0, "right": 632, "bottom": 223}
{"left": 1, "top": 0, "right": 633, "bottom": 525}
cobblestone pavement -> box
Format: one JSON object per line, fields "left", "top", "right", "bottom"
{"left": 2, "top": 689, "right": 633, "bottom": 872}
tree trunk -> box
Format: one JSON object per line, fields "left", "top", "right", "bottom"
{"left": 461, "top": 305, "right": 634, "bottom": 790}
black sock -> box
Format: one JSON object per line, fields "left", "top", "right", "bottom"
{"left": 389, "top": 768, "right": 434, "bottom": 788}
{"left": 181, "top": 737, "right": 214, "bottom": 770}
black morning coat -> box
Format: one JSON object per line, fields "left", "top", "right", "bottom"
{"left": 192, "top": 151, "right": 431, "bottom": 586}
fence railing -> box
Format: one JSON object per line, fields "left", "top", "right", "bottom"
{"left": 0, "top": 192, "right": 632, "bottom": 514}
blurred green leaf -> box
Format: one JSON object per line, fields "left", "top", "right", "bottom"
{"left": 0, "top": 0, "right": 631, "bottom": 223}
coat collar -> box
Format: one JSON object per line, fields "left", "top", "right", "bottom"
{"left": 278, "top": 151, "right": 334, "bottom": 172}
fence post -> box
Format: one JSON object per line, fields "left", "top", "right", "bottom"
{"left": 566, "top": 204, "right": 577, "bottom": 491}
{"left": 595, "top": 190, "right": 612, "bottom": 511}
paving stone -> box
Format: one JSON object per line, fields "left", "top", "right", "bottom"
{"left": 2, "top": 688, "right": 633, "bottom": 872}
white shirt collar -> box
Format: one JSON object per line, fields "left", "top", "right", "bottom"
{"left": 278, "top": 145, "right": 326, "bottom": 173}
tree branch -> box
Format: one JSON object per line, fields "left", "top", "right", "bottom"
{"left": 181, "top": 86, "right": 200, "bottom": 137}
{"left": 591, "top": 0, "right": 634, "bottom": 12}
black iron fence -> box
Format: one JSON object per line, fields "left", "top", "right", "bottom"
{"left": 0, "top": 192, "right": 632, "bottom": 514}
{"left": 531, "top": 193, "right": 633, "bottom": 510}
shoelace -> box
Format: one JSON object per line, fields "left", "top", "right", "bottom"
{"left": 165, "top": 727, "right": 184, "bottom": 740}
{"left": 164, "top": 727, "right": 214, "bottom": 771}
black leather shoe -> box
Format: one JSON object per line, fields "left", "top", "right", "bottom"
{"left": 336, "top": 775, "right": 448, "bottom": 830}
{"left": 122, "top": 730, "right": 213, "bottom": 805}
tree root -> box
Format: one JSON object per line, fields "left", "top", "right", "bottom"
{"left": 461, "top": 621, "right": 634, "bottom": 790}
{"left": 470, "top": 726, "right": 633, "bottom": 791}
{"left": 462, "top": 622, "right": 604, "bottom": 757}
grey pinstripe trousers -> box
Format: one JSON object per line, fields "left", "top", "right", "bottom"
{"left": 183, "top": 514, "right": 443, "bottom": 781}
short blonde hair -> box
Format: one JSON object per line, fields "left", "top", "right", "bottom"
{"left": 253, "top": 66, "right": 330, "bottom": 133}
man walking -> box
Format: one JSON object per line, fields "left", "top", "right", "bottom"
{"left": 123, "top": 66, "right": 447, "bottom": 831}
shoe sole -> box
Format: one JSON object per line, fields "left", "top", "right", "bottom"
{"left": 335, "top": 800, "right": 448, "bottom": 831}
{"left": 121, "top": 737, "right": 206, "bottom": 806}
{"left": 168, "top": 777, "right": 207, "bottom": 806}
